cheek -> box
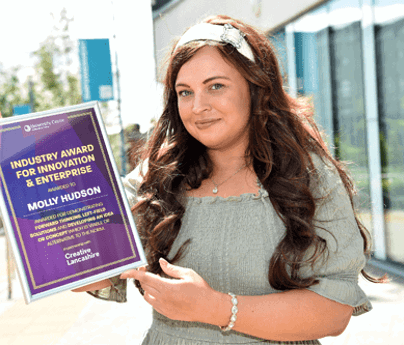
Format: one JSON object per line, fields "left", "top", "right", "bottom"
{"left": 177, "top": 103, "right": 195, "bottom": 134}
{"left": 232, "top": 97, "right": 251, "bottom": 125}
{"left": 177, "top": 102, "right": 189, "bottom": 123}
{"left": 239, "top": 89, "right": 251, "bottom": 114}
{"left": 242, "top": 99, "right": 252, "bottom": 124}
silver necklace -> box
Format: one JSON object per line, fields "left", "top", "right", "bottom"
{"left": 211, "top": 164, "right": 247, "bottom": 194}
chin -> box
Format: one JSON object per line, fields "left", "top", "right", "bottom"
{"left": 193, "top": 136, "right": 223, "bottom": 149}
{"left": 199, "top": 139, "right": 225, "bottom": 150}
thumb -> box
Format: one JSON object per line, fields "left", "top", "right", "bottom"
{"left": 159, "top": 258, "right": 187, "bottom": 279}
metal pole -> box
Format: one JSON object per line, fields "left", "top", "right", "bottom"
{"left": 116, "top": 54, "right": 126, "bottom": 176}
{"left": 6, "top": 237, "right": 13, "bottom": 300}
{"left": 111, "top": 0, "right": 126, "bottom": 176}
{"left": 361, "top": 0, "right": 386, "bottom": 260}
{"left": 29, "top": 77, "right": 35, "bottom": 113}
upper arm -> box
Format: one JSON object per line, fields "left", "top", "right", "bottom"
{"left": 300, "top": 154, "right": 372, "bottom": 317}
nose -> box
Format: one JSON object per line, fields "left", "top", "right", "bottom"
{"left": 192, "top": 92, "right": 211, "bottom": 115}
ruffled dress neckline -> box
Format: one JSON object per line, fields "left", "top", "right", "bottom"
{"left": 186, "top": 177, "right": 268, "bottom": 204}
{"left": 186, "top": 187, "right": 269, "bottom": 205}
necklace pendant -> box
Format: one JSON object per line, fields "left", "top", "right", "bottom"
{"left": 213, "top": 186, "right": 218, "bottom": 194}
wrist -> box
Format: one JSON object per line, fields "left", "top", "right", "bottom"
{"left": 219, "top": 293, "right": 238, "bottom": 332}
{"left": 202, "top": 290, "right": 231, "bottom": 327}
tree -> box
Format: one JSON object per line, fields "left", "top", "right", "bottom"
{"left": 0, "top": 64, "right": 27, "bottom": 118}
{"left": 31, "top": 8, "right": 81, "bottom": 111}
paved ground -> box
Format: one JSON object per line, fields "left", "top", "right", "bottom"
{"left": 321, "top": 264, "right": 404, "bottom": 345}
{"left": 0, "top": 235, "right": 152, "bottom": 345}
{"left": 1, "top": 235, "right": 404, "bottom": 345}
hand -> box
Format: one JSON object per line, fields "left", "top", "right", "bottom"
{"left": 72, "top": 279, "right": 112, "bottom": 292}
{"left": 120, "top": 258, "right": 221, "bottom": 323}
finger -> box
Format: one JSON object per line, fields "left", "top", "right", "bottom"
{"left": 120, "top": 265, "right": 148, "bottom": 279}
{"left": 159, "top": 258, "right": 188, "bottom": 279}
{"left": 143, "top": 290, "right": 157, "bottom": 306}
{"left": 120, "top": 267, "right": 149, "bottom": 280}
{"left": 140, "top": 278, "right": 159, "bottom": 291}
{"left": 130, "top": 269, "right": 168, "bottom": 291}
{"left": 120, "top": 269, "right": 138, "bottom": 279}
{"left": 142, "top": 283, "right": 161, "bottom": 297}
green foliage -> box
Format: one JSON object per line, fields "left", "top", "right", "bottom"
{"left": 381, "top": 118, "right": 404, "bottom": 168}
{"left": 0, "top": 66, "right": 27, "bottom": 118}
{"left": 66, "top": 74, "right": 81, "bottom": 105}
{"left": 108, "top": 132, "right": 123, "bottom": 173}
{"left": 33, "top": 44, "right": 64, "bottom": 109}
{"left": 108, "top": 128, "right": 134, "bottom": 176}
{"left": 31, "top": 9, "right": 81, "bottom": 111}
{"left": 335, "top": 116, "right": 404, "bottom": 210}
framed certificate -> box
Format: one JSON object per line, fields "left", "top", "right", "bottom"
{"left": 0, "top": 102, "right": 147, "bottom": 303}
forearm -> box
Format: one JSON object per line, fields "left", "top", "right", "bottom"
{"left": 207, "top": 289, "right": 353, "bottom": 341}
{"left": 125, "top": 260, "right": 354, "bottom": 341}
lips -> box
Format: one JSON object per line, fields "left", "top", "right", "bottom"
{"left": 195, "top": 118, "right": 221, "bottom": 129}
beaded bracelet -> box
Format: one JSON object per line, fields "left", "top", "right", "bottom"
{"left": 220, "top": 292, "right": 238, "bottom": 332}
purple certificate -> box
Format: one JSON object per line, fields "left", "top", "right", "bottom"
{"left": 0, "top": 102, "right": 146, "bottom": 303}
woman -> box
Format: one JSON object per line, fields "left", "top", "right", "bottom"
{"left": 75, "top": 15, "right": 381, "bottom": 344}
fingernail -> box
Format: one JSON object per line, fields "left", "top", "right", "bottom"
{"left": 159, "top": 258, "right": 167, "bottom": 264}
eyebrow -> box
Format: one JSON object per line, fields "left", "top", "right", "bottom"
{"left": 175, "top": 75, "right": 231, "bottom": 89}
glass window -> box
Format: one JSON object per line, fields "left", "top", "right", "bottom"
{"left": 374, "top": 0, "right": 404, "bottom": 264}
{"left": 269, "top": 29, "right": 288, "bottom": 78}
{"left": 152, "top": 0, "right": 174, "bottom": 12}
{"left": 292, "top": 7, "right": 334, "bottom": 145}
{"left": 292, "top": 1, "right": 372, "bottom": 226}
{"left": 326, "top": 0, "right": 373, "bottom": 233}
{"left": 315, "top": 26, "right": 334, "bottom": 145}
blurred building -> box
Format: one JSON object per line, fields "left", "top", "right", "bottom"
{"left": 126, "top": 123, "right": 146, "bottom": 171}
{"left": 152, "top": 0, "right": 404, "bottom": 268}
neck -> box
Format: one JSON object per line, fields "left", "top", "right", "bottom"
{"left": 207, "top": 143, "right": 249, "bottom": 175}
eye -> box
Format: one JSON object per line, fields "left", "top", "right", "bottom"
{"left": 178, "top": 90, "right": 192, "bottom": 97}
{"left": 211, "top": 83, "right": 224, "bottom": 91}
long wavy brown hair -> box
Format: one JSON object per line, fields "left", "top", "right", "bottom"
{"left": 132, "top": 15, "right": 382, "bottom": 292}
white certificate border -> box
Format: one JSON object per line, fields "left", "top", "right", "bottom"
{"left": 0, "top": 102, "right": 147, "bottom": 303}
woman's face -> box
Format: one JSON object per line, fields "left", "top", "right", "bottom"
{"left": 175, "top": 46, "right": 251, "bottom": 152}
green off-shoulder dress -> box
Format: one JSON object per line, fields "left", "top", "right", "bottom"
{"left": 89, "top": 154, "right": 372, "bottom": 344}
